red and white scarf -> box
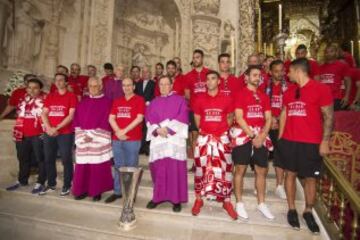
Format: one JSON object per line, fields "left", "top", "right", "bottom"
{"left": 229, "top": 126, "right": 273, "bottom": 151}
{"left": 194, "top": 132, "right": 233, "bottom": 202}
{"left": 13, "top": 94, "right": 45, "bottom": 141}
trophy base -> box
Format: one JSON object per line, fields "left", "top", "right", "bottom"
{"left": 118, "top": 219, "right": 137, "bottom": 231}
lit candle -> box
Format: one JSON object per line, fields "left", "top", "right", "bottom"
{"left": 279, "top": 4, "right": 282, "bottom": 32}
{"left": 263, "top": 42, "right": 267, "bottom": 55}
{"left": 351, "top": 40, "right": 354, "bottom": 56}
{"left": 231, "top": 35, "right": 235, "bottom": 67}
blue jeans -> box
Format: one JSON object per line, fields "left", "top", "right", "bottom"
{"left": 43, "top": 133, "right": 74, "bottom": 189}
{"left": 112, "top": 140, "right": 141, "bottom": 195}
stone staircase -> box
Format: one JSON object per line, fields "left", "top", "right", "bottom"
{"left": 0, "top": 120, "right": 329, "bottom": 240}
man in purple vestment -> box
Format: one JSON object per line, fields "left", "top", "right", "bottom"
{"left": 72, "top": 77, "right": 113, "bottom": 201}
{"left": 103, "top": 65, "right": 125, "bottom": 100}
{"left": 145, "top": 75, "right": 189, "bottom": 212}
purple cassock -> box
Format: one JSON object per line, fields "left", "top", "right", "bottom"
{"left": 145, "top": 93, "right": 189, "bottom": 204}
{"left": 72, "top": 94, "right": 114, "bottom": 197}
{"left": 103, "top": 78, "right": 124, "bottom": 100}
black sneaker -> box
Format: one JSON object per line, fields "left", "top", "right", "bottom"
{"left": 105, "top": 194, "right": 122, "bottom": 203}
{"left": 93, "top": 194, "right": 102, "bottom": 201}
{"left": 6, "top": 182, "right": 21, "bottom": 191}
{"left": 60, "top": 187, "right": 70, "bottom": 197}
{"left": 74, "top": 193, "right": 87, "bottom": 200}
{"left": 287, "top": 209, "right": 300, "bottom": 230}
{"left": 173, "top": 203, "right": 182, "bottom": 212}
{"left": 303, "top": 212, "right": 320, "bottom": 234}
{"left": 39, "top": 185, "right": 56, "bottom": 195}
{"left": 146, "top": 200, "right": 158, "bottom": 209}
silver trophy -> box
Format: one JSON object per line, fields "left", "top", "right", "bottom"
{"left": 118, "top": 166, "right": 143, "bottom": 231}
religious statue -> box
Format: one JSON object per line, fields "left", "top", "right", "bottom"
{"left": 132, "top": 44, "right": 150, "bottom": 68}
{"left": 2, "top": 0, "right": 44, "bottom": 70}
{"left": 221, "top": 20, "right": 235, "bottom": 55}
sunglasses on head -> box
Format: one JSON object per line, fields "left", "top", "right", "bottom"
{"left": 253, "top": 92, "right": 260, "bottom": 103}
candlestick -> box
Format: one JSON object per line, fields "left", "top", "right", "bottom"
{"left": 279, "top": 4, "right": 282, "bottom": 33}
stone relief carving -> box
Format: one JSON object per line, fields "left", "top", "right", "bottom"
{"left": 3, "top": 0, "right": 45, "bottom": 70}
{"left": 115, "top": 0, "right": 179, "bottom": 70}
{"left": 192, "top": 16, "right": 221, "bottom": 69}
{"left": 193, "top": 0, "right": 220, "bottom": 16}
{"left": 238, "top": 0, "right": 256, "bottom": 72}
{"left": 132, "top": 43, "right": 150, "bottom": 68}
{"left": 91, "top": 0, "right": 112, "bottom": 68}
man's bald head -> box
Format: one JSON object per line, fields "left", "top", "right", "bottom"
{"left": 88, "top": 77, "right": 102, "bottom": 96}
{"left": 247, "top": 54, "right": 260, "bottom": 65}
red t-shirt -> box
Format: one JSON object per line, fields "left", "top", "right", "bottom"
{"left": 343, "top": 52, "right": 356, "bottom": 68}
{"left": 319, "top": 60, "right": 350, "bottom": 100}
{"left": 102, "top": 74, "right": 115, "bottom": 86}
{"left": 347, "top": 68, "right": 360, "bottom": 103}
{"left": 22, "top": 94, "right": 46, "bottom": 137}
{"left": 50, "top": 82, "right": 81, "bottom": 97}
{"left": 234, "top": 87, "right": 271, "bottom": 128}
{"left": 282, "top": 79, "right": 333, "bottom": 144}
{"left": 238, "top": 70, "right": 269, "bottom": 93}
{"left": 153, "top": 76, "right": 161, "bottom": 97}
{"left": 185, "top": 67, "right": 209, "bottom": 110}
{"left": 172, "top": 74, "right": 185, "bottom": 96}
{"left": 194, "top": 91, "right": 234, "bottom": 136}
{"left": 44, "top": 91, "right": 78, "bottom": 134}
{"left": 110, "top": 95, "right": 145, "bottom": 141}
{"left": 154, "top": 74, "right": 185, "bottom": 97}
{"left": 269, "top": 82, "right": 287, "bottom": 118}
{"left": 284, "top": 59, "right": 320, "bottom": 81}
{"left": 8, "top": 87, "right": 27, "bottom": 108}
{"left": 219, "top": 74, "right": 242, "bottom": 97}
{"left": 68, "top": 75, "right": 89, "bottom": 96}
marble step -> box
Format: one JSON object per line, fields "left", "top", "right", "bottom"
{"left": 0, "top": 189, "right": 321, "bottom": 240}
{"left": 137, "top": 155, "right": 278, "bottom": 175}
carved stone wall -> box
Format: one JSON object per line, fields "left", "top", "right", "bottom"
{"left": 113, "top": 0, "right": 178, "bottom": 73}
{"left": 0, "top": 0, "right": 252, "bottom": 82}
{"left": 192, "top": 0, "right": 221, "bottom": 70}
{"left": 238, "top": 0, "right": 256, "bottom": 73}
{"left": 87, "top": 0, "right": 115, "bottom": 74}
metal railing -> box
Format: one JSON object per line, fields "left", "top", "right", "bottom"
{"left": 315, "top": 157, "right": 360, "bottom": 240}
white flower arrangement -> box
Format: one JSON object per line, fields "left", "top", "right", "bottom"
{"left": 3, "top": 71, "right": 26, "bottom": 96}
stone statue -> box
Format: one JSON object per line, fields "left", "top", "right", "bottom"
{"left": 221, "top": 20, "right": 235, "bottom": 54}
{"left": 3, "top": 0, "right": 44, "bottom": 70}
{"left": 132, "top": 44, "right": 150, "bottom": 68}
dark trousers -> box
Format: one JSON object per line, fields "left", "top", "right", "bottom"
{"left": 16, "top": 135, "right": 46, "bottom": 185}
{"left": 334, "top": 99, "right": 348, "bottom": 111}
{"left": 43, "top": 133, "right": 74, "bottom": 189}
{"left": 140, "top": 122, "right": 150, "bottom": 154}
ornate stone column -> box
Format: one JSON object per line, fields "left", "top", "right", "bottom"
{"left": 192, "top": 0, "right": 221, "bottom": 70}
{"left": 44, "top": 0, "right": 64, "bottom": 77}
{"left": 238, "top": 0, "right": 256, "bottom": 72}
{"left": 87, "top": 0, "right": 115, "bottom": 74}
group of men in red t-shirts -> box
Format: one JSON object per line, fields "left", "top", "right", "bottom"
{"left": 1, "top": 42, "right": 359, "bottom": 235}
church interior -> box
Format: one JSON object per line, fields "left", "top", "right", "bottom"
{"left": 0, "top": 0, "right": 359, "bottom": 239}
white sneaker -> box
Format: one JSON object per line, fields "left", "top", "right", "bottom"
{"left": 275, "top": 185, "right": 287, "bottom": 199}
{"left": 236, "top": 202, "right": 249, "bottom": 219}
{"left": 257, "top": 203, "right": 275, "bottom": 220}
